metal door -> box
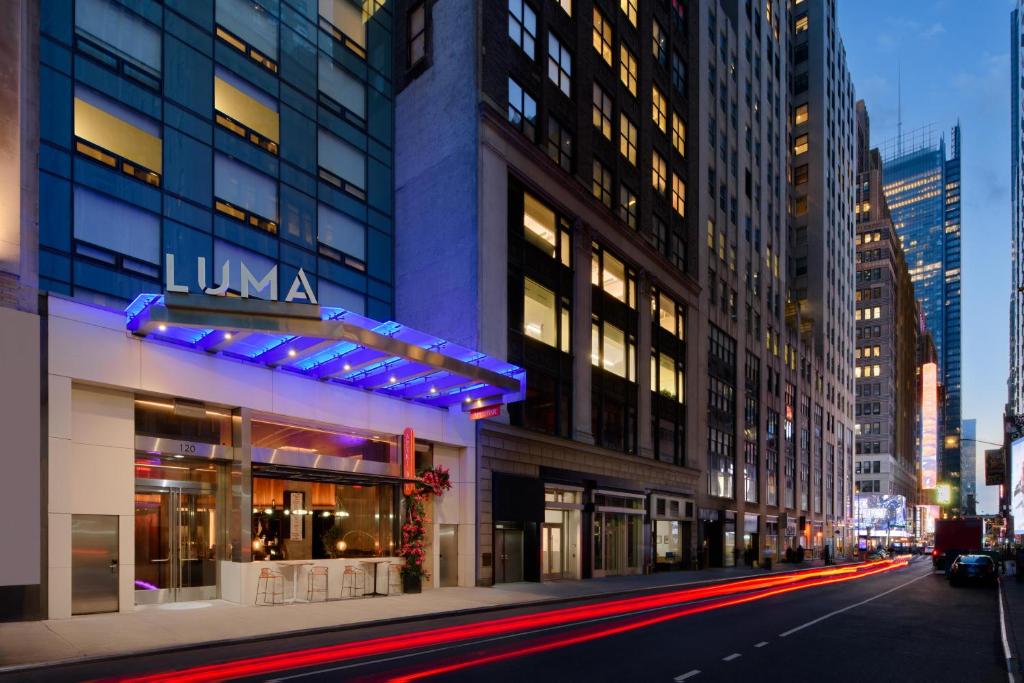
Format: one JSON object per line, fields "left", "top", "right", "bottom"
{"left": 135, "top": 487, "right": 217, "bottom": 604}
{"left": 72, "top": 514, "right": 119, "bottom": 615}
{"left": 438, "top": 524, "right": 458, "bottom": 587}
{"left": 494, "top": 528, "right": 523, "bottom": 583}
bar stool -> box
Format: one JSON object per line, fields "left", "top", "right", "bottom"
{"left": 306, "top": 565, "right": 329, "bottom": 602}
{"left": 341, "top": 565, "right": 366, "bottom": 598}
{"left": 255, "top": 567, "right": 284, "bottom": 605}
{"left": 387, "top": 562, "right": 402, "bottom": 595}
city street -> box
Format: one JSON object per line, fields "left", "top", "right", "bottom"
{"left": 7, "top": 557, "right": 1005, "bottom": 682}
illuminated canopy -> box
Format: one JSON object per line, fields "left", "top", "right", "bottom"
{"left": 126, "top": 293, "right": 525, "bottom": 410}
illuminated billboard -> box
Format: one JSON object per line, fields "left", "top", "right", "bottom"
{"left": 855, "top": 494, "right": 908, "bottom": 533}
{"left": 920, "top": 362, "right": 938, "bottom": 489}
{"left": 1013, "top": 437, "right": 1024, "bottom": 536}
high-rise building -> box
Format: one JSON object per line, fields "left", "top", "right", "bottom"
{"left": 961, "top": 418, "right": 977, "bottom": 515}
{"left": 881, "top": 125, "right": 963, "bottom": 512}
{"left": 853, "top": 101, "right": 919, "bottom": 505}
{"left": 1010, "top": 3, "right": 1024, "bottom": 417}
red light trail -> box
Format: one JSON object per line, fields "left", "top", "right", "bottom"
{"left": 109, "top": 559, "right": 908, "bottom": 683}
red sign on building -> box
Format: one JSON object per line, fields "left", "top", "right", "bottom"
{"left": 403, "top": 427, "right": 415, "bottom": 495}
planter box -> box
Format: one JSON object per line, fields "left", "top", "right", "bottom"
{"left": 402, "top": 573, "right": 422, "bottom": 594}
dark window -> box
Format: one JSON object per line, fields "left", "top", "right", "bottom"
{"left": 407, "top": 3, "right": 427, "bottom": 68}
{"left": 546, "top": 117, "right": 573, "bottom": 172}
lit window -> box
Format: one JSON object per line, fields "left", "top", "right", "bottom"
{"left": 593, "top": 7, "right": 613, "bottom": 66}
{"left": 523, "top": 191, "right": 557, "bottom": 255}
{"left": 794, "top": 103, "right": 808, "bottom": 125}
{"left": 593, "top": 321, "right": 631, "bottom": 380}
{"left": 652, "top": 20, "right": 667, "bottom": 65}
{"left": 215, "top": 67, "right": 279, "bottom": 154}
{"left": 318, "top": 0, "right": 366, "bottom": 58}
{"left": 524, "top": 277, "right": 558, "bottom": 347}
{"left": 508, "top": 78, "right": 537, "bottom": 140}
{"left": 794, "top": 164, "right": 808, "bottom": 185}
{"left": 557, "top": 0, "right": 571, "bottom": 15}
{"left": 75, "top": 0, "right": 161, "bottom": 88}
{"left": 706, "top": 220, "right": 714, "bottom": 248}
{"left": 620, "top": 0, "right": 637, "bottom": 27}
{"left": 658, "top": 353, "right": 679, "bottom": 399}
{"left": 508, "top": 0, "right": 537, "bottom": 58}
{"left": 652, "top": 86, "right": 667, "bottom": 132}
{"left": 619, "top": 113, "right": 638, "bottom": 165}
{"left": 620, "top": 44, "right": 638, "bottom": 95}
{"left": 671, "top": 113, "right": 686, "bottom": 157}
{"left": 593, "top": 248, "right": 630, "bottom": 304}
{"left": 593, "top": 159, "right": 613, "bottom": 208}
{"left": 593, "top": 83, "right": 613, "bottom": 139}
{"left": 218, "top": 0, "right": 280, "bottom": 71}
{"left": 794, "top": 14, "right": 808, "bottom": 33}
{"left": 407, "top": 3, "right": 427, "bottom": 67}
{"left": 794, "top": 195, "right": 808, "bottom": 216}
{"left": 652, "top": 152, "right": 667, "bottom": 193}
{"left": 619, "top": 185, "right": 637, "bottom": 229}
{"left": 318, "top": 53, "right": 366, "bottom": 121}
{"left": 547, "top": 33, "right": 572, "bottom": 96}
{"left": 794, "top": 134, "right": 808, "bottom": 155}
{"left": 671, "top": 174, "right": 686, "bottom": 217}
{"left": 74, "top": 86, "right": 161, "bottom": 186}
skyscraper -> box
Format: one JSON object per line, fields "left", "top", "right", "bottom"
{"left": 881, "top": 125, "right": 963, "bottom": 511}
{"left": 961, "top": 418, "right": 977, "bottom": 515}
{"left": 1010, "top": 2, "right": 1024, "bottom": 416}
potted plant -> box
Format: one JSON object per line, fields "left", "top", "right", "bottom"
{"left": 398, "top": 465, "right": 452, "bottom": 593}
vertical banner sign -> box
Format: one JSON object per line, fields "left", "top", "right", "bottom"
{"left": 920, "top": 362, "right": 938, "bottom": 489}
{"left": 986, "top": 448, "right": 1006, "bottom": 486}
{"left": 403, "top": 428, "right": 416, "bottom": 495}
{"left": 289, "top": 491, "right": 304, "bottom": 540}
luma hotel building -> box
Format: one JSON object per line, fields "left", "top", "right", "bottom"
{"left": 0, "top": 0, "right": 859, "bottom": 621}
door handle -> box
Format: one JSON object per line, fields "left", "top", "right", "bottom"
{"left": 110, "top": 559, "right": 119, "bottom": 573}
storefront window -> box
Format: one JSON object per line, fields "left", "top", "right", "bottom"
{"left": 251, "top": 420, "right": 396, "bottom": 465}
{"left": 251, "top": 476, "right": 396, "bottom": 561}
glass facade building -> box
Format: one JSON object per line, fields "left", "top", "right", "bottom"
{"left": 38, "top": 0, "right": 395, "bottom": 318}
{"left": 881, "top": 126, "right": 963, "bottom": 507}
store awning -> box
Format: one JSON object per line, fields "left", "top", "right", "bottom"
{"left": 125, "top": 293, "right": 525, "bottom": 410}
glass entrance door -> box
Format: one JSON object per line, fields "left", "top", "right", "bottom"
{"left": 541, "top": 522, "right": 564, "bottom": 580}
{"left": 135, "top": 487, "right": 217, "bottom": 604}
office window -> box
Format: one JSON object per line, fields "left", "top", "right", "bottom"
{"left": 794, "top": 103, "right": 808, "bottom": 125}
{"left": 318, "top": 53, "right": 366, "bottom": 120}
{"left": 671, "top": 113, "right": 686, "bottom": 157}
{"left": 408, "top": 3, "right": 427, "bottom": 68}
{"left": 508, "top": 78, "right": 537, "bottom": 140}
{"left": 619, "top": 113, "right": 637, "bottom": 165}
{"left": 74, "top": 186, "right": 160, "bottom": 267}
{"left": 508, "top": 0, "right": 537, "bottom": 58}
{"left": 794, "top": 134, "right": 808, "bottom": 155}
{"left": 593, "top": 159, "right": 613, "bottom": 208}
{"left": 794, "top": 14, "right": 808, "bottom": 33}
{"left": 671, "top": 52, "right": 685, "bottom": 95}
{"left": 214, "top": 154, "right": 278, "bottom": 233}
{"left": 671, "top": 175, "right": 686, "bottom": 217}
{"left": 75, "top": 0, "right": 161, "bottom": 88}
{"left": 318, "top": 0, "right": 366, "bottom": 58}
{"left": 524, "top": 277, "right": 559, "bottom": 347}
{"left": 619, "top": 185, "right": 637, "bottom": 229}
{"left": 215, "top": 67, "right": 279, "bottom": 154}
{"left": 795, "top": 164, "right": 808, "bottom": 185}
{"left": 593, "top": 7, "right": 613, "bottom": 66}
{"left": 620, "top": 0, "right": 637, "bottom": 26}
{"left": 318, "top": 129, "right": 366, "bottom": 197}
{"left": 652, "top": 151, "right": 667, "bottom": 193}
{"left": 547, "top": 33, "right": 572, "bottom": 96}
{"left": 557, "top": 0, "right": 571, "bottom": 15}
{"left": 522, "top": 191, "right": 568, "bottom": 265}
{"left": 592, "top": 245, "right": 634, "bottom": 306}
{"left": 546, "top": 117, "right": 573, "bottom": 172}
{"left": 319, "top": 280, "right": 366, "bottom": 314}
{"left": 217, "top": 0, "right": 279, "bottom": 72}
{"left": 653, "top": 20, "right": 667, "bottom": 66}
{"left": 593, "top": 83, "right": 613, "bottom": 139}
{"left": 74, "top": 86, "right": 161, "bottom": 186}
{"left": 318, "top": 203, "right": 366, "bottom": 265}
{"left": 593, "top": 321, "right": 633, "bottom": 380}
{"left": 652, "top": 86, "right": 668, "bottom": 132}
{"left": 620, "top": 44, "right": 638, "bottom": 95}
{"left": 794, "top": 195, "right": 807, "bottom": 216}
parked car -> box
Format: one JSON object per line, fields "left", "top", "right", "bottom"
{"left": 948, "top": 554, "right": 998, "bottom": 587}
{"left": 866, "top": 548, "right": 888, "bottom": 560}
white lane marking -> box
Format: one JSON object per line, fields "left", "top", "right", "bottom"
{"left": 999, "top": 579, "right": 1016, "bottom": 683}
{"left": 754, "top": 641, "right": 769, "bottom": 648}
{"left": 673, "top": 670, "right": 701, "bottom": 681}
{"left": 778, "top": 569, "right": 930, "bottom": 638}
{"left": 722, "top": 653, "right": 742, "bottom": 662}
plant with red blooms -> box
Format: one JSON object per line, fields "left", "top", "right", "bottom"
{"left": 398, "top": 466, "right": 452, "bottom": 579}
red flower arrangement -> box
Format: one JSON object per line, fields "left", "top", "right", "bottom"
{"left": 397, "top": 465, "right": 452, "bottom": 580}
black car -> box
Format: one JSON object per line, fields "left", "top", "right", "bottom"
{"left": 948, "top": 554, "right": 998, "bottom": 587}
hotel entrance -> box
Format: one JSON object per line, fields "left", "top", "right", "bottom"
{"left": 591, "top": 490, "right": 645, "bottom": 577}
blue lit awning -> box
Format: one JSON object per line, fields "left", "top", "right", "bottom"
{"left": 125, "top": 293, "right": 525, "bottom": 410}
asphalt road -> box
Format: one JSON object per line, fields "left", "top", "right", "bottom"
{"left": 8, "top": 557, "right": 1005, "bottom": 683}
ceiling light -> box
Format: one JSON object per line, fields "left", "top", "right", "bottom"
{"left": 288, "top": 349, "right": 297, "bottom": 357}
{"left": 224, "top": 332, "right": 233, "bottom": 340}
{"left": 158, "top": 324, "right": 167, "bottom": 332}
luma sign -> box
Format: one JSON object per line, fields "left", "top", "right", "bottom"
{"left": 163, "top": 253, "right": 317, "bottom": 304}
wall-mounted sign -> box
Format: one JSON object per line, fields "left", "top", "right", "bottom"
{"left": 164, "top": 253, "right": 317, "bottom": 304}
{"left": 403, "top": 428, "right": 416, "bottom": 495}
{"left": 986, "top": 447, "right": 1006, "bottom": 486}
{"left": 470, "top": 405, "right": 501, "bottom": 420}
{"left": 288, "top": 491, "right": 304, "bottom": 540}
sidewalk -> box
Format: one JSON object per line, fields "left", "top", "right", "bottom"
{"left": 1000, "top": 573, "right": 1024, "bottom": 678}
{"left": 0, "top": 560, "right": 838, "bottom": 671}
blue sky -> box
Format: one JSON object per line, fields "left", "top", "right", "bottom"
{"left": 837, "top": 1, "right": 1012, "bottom": 513}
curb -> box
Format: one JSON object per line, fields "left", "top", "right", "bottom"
{"left": 0, "top": 559, "right": 862, "bottom": 676}
{"left": 1001, "top": 577, "right": 1019, "bottom": 683}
